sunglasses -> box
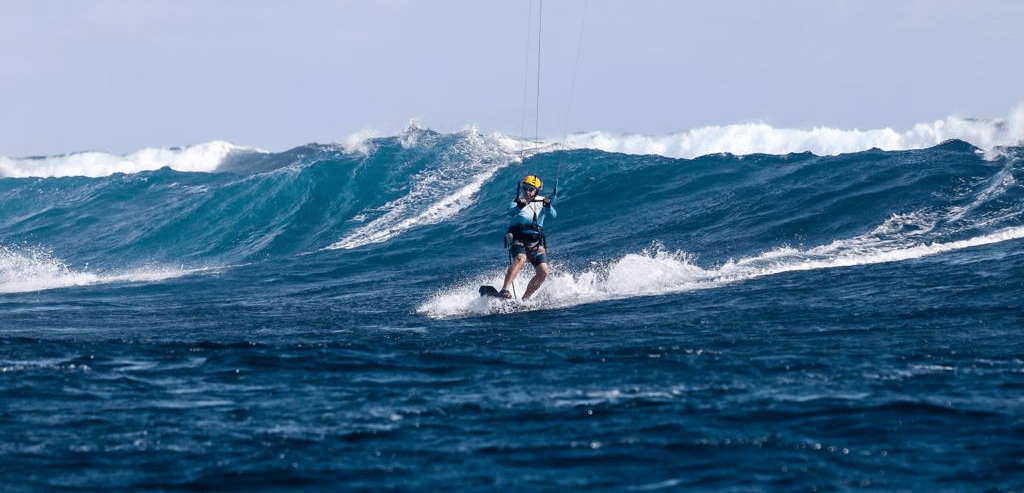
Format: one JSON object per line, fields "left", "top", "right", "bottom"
{"left": 523, "top": 186, "right": 538, "bottom": 193}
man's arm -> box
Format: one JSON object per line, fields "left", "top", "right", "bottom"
{"left": 543, "top": 197, "right": 557, "bottom": 219}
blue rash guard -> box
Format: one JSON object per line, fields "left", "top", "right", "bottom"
{"left": 507, "top": 195, "right": 557, "bottom": 231}
{"left": 506, "top": 196, "right": 557, "bottom": 265}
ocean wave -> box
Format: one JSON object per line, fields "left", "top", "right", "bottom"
{"left": 418, "top": 147, "right": 1024, "bottom": 318}
{"left": 325, "top": 129, "right": 519, "bottom": 250}
{"left": 561, "top": 104, "right": 1024, "bottom": 159}
{"left": 2, "top": 107, "right": 1021, "bottom": 281}
{"left": 0, "top": 141, "right": 258, "bottom": 179}
{"left": 4, "top": 104, "right": 1022, "bottom": 179}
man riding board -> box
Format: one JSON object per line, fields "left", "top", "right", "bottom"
{"left": 499, "top": 175, "right": 557, "bottom": 300}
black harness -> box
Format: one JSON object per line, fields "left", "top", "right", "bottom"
{"left": 506, "top": 222, "right": 546, "bottom": 251}
{"left": 506, "top": 195, "right": 549, "bottom": 251}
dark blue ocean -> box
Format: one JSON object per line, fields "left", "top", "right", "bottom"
{"left": 2, "top": 128, "right": 1023, "bottom": 492}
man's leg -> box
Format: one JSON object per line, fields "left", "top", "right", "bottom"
{"left": 521, "top": 262, "right": 549, "bottom": 300}
{"left": 501, "top": 253, "right": 528, "bottom": 298}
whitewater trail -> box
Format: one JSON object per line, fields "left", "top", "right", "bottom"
{"left": 418, "top": 223, "right": 1024, "bottom": 319}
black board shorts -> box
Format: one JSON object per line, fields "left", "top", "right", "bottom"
{"left": 510, "top": 243, "right": 548, "bottom": 267}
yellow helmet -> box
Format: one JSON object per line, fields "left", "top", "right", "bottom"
{"left": 523, "top": 175, "right": 542, "bottom": 190}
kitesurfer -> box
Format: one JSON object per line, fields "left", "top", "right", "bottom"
{"left": 500, "top": 175, "right": 557, "bottom": 300}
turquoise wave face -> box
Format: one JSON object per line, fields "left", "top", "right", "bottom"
{"left": 1, "top": 134, "right": 1022, "bottom": 282}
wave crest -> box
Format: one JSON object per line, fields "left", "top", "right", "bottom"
{"left": 4, "top": 104, "right": 1022, "bottom": 179}
{"left": 0, "top": 141, "right": 254, "bottom": 178}
{"left": 563, "top": 108, "right": 1024, "bottom": 159}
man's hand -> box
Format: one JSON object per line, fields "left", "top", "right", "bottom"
{"left": 516, "top": 198, "right": 528, "bottom": 208}
{"left": 543, "top": 197, "right": 552, "bottom": 208}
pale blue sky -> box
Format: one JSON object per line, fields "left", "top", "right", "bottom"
{"left": 2, "top": 0, "right": 1022, "bottom": 156}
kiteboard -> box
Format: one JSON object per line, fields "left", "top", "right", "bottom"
{"left": 479, "top": 285, "right": 507, "bottom": 299}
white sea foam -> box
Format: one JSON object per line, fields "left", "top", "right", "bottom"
{"left": 417, "top": 226, "right": 1024, "bottom": 319}
{"left": 338, "top": 127, "right": 387, "bottom": 155}
{"left": 495, "top": 104, "right": 1023, "bottom": 159}
{"left": 0, "top": 245, "right": 213, "bottom": 294}
{"left": 0, "top": 141, "right": 253, "bottom": 178}
{"left": 560, "top": 105, "right": 1024, "bottom": 159}
{"left": 5, "top": 105, "right": 1021, "bottom": 179}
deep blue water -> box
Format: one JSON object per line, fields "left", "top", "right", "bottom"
{"left": 2, "top": 129, "right": 1024, "bottom": 492}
